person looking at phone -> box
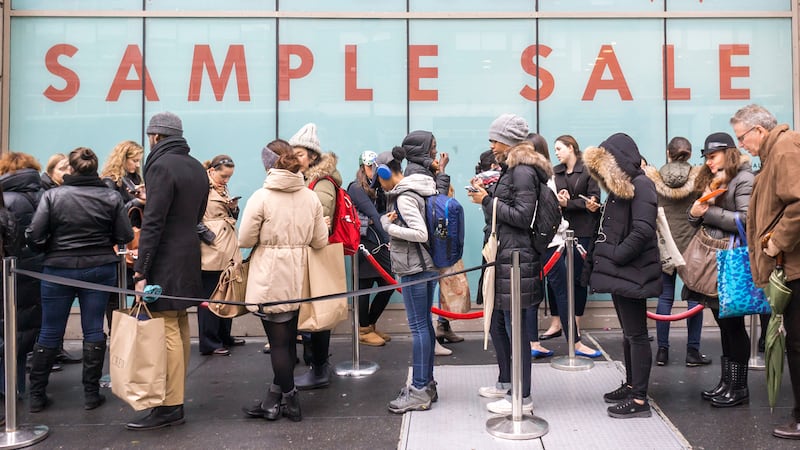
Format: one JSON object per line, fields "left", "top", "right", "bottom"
{"left": 101, "top": 140, "right": 146, "bottom": 216}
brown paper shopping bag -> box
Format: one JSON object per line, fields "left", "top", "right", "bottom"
{"left": 110, "top": 302, "right": 167, "bottom": 411}
{"left": 439, "top": 260, "right": 471, "bottom": 314}
{"left": 298, "top": 242, "right": 349, "bottom": 332}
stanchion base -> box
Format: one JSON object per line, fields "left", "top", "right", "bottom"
{"left": 334, "top": 360, "right": 379, "bottom": 378}
{"left": 0, "top": 424, "right": 49, "bottom": 449}
{"left": 486, "top": 414, "right": 548, "bottom": 440}
{"left": 550, "top": 355, "right": 594, "bottom": 371}
{"left": 748, "top": 356, "right": 766, "bottom": 371}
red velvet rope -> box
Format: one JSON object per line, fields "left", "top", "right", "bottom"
{"left": 646, "top": 304, "right": 705, "bottom": 322}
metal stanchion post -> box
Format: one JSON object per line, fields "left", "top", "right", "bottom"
{"left": 748, "top": 314, "right": 765, "bottom": 370}
{"left": 335, "top": 254, "right": 379, "bottom": 377}
{"left": 117, "top": 244, "right": 128, "bottom": 310}
{"left": 487, "top": 251, "right": 548, "bottom": 440}
{"left": 1, "top": 257, "right": 49, "bottom": 448}
{"left": 552, "top": 230, "right": 594, "bottom": 371}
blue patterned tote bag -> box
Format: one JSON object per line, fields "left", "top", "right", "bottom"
{"left": 717, "top": 214, "right": 771, "bottom": 318}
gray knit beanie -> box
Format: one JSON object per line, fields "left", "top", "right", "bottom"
{"left": 288, "top": 123, "right": 321, "bottom": 155}
{"left": 146, "top": 111, "right": 183, "bottom": 137}
{"left": 489, "top": 114, "right": 529, "bottom": 146}
{"left": 261, "top": 146, "right": 279, "bottom": 171}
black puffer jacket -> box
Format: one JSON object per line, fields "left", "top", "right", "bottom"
{"left": 0, "top": 167, "right": 44, "bottom": 362}
{"left": 0, "top": 207, "right": 19, "bottom": 360}
{"left": 401, "top": 130, "right": 450, "bottom": 195}
{"left": 481, "top": 143, "right": 552, "bottom": 310}
{"left": 553, "top": 159, "right": 601, "bottom": 238}
{"left": 583, "top": 133, "right": 661, "bottom": 299}
{"left": 26, "top": 173, "right": 134, "bottom": 268}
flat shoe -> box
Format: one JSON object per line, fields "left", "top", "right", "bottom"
{"left": 538, "top": 330, "right": 562, "bottom": 341}
{"left": 531, "top": 349, "right": 554, "bottom": 358}
{"left": 228, "top": 338, "right": 246, "bottom": 347}
{"left": 202, "top": 348, "right": 230, "bottom": 356}
{"left": 575, "top": 349, "right": 602, "bottom": 358}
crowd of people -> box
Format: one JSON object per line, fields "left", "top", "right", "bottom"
{"left": 0, "top": 104, "right": 797, "bottom": 441}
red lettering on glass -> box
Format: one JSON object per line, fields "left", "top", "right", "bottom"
{"left": 409, "top": 45, "right": 438, "bottom": 101}
{"left": 43, "top": 44, "right": 80, "bottom": 102}
{"left": 278, "top": 44, "right": 314, "bottom": 101}
{"left": 719, "top": 44, "right": 750, "bottom": 100}
{"left": 344, "top": 45, "right": 373, "bottom": 101}
{"left": 188, "top": 44, "right": 250, "bottom": 102}
{"left": 663, "top": 45, "right": 691, "bottom": 100}
{"left": 582, "top": 45, "right": 633, "bottom": 101}
{"left": 519, "top": 45, "right": 555, "bottom": 101}
{"left": 106, "top": 45, "right": 159, "bottom": 102}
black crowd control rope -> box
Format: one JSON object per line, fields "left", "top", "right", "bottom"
{"left": 13, "top": 261, "right": 495, "bottom": 317}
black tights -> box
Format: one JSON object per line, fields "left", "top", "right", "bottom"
{"left": 358, "top": 277, "right": 392, "bottom": 328}
{"left": 261, "top": 315, "right": 299, "bottom": 393}
{"left": 711, "top": 307, "right": 750, "bottom": 365}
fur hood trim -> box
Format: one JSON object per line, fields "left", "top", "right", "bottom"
{"left": 645, "top": 164, "right": 702, "bottom": 200}
{"left": 305, "top": 152, "right": 343, "bottom": 185}
{"left": 505, "top": 142, "right": 553, "bottom": 178}
{"left": 584, "top": 145, "right": 635, "bottom": 199}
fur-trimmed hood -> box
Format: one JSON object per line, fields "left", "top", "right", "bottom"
{"left": 504, "top": 142, "right": 553, "bottom": 179}
{"left": 693, "top": 153, "right": 752, "bottom": 193}
{"left": 644, "top": 162, "right": 702, "bottom": 200}
{"left": 584, "top": 133, "right": 643, "bottom": 199}
{"left": 305, "top": 152, "right": 343, "bottom": 186}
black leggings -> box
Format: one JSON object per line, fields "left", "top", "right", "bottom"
{"left": 261, "top": 315, "right": 299, "bottom": 393}
{"left": 711, "top": 307, "right": 750, "bottom": 365}
{"left": 612, "top": 295, "right": 652, "bottom": 401}
{"left": 358, "top": 277, "right": 392, "bottom": 327}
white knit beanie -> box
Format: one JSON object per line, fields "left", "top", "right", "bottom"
{"left": 289, "top": 123, "right": 321, "bottom": 155}
{"left": 489, "top": 114, "right": 529, "bottom": 147}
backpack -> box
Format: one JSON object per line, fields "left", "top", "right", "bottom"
{"left": 309, "top": 176, "right": 361, "bottom": 255}
{"left": 530, "top": 181, "right": 562, "bottom": 255}
{"left": 399, "top": 191, "right": 465, "bottom": 269}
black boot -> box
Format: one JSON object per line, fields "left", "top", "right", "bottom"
{"left": 282, "top": 389, "right": 301, "bottom": 422}
{"left": 82, "top": 340, "right": 107, "bottom": 410}
{"left": 125, "top": 405, "right": 185, "bottom": 430}
{"left": 711, "top": 360, "right": 749, "bottom": 407}
{"left": 28, "top": 344, "right": 59, "bottom": 413}
{"left": 701, "top": 356, "right": 729, "bottom": 400}
{"left": 294, "top": 362, "right": 330, "bottom": 390}
{"left": 242, "top": 384, "right": 282, "bottom": 420}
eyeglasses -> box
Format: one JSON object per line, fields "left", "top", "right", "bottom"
{"left": 212, "top": 159, "right": 235, "bottom": 169}
{"left": 736, "top": 126, "right": 757, "bottom": 143}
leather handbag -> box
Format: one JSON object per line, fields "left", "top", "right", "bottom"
{"left": 676, "top": 226, "right": 729, "bottom": 297}
{"left": 298, "top": 242, "right": 349, "bottom": 332}
{"left": 656, "top": 207, "right": 685, "bottom": 275}
{"left": 208, "top": 256, "right": 250, "bottom": 319}
{"left": 717, "top": 215, "right": 771, "bottom": 318}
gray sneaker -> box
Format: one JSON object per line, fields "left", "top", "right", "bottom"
{"left": 388, "top": 385, "right": 432, "bottom": 414}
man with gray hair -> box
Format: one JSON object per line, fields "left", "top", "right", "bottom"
{"left": 732, "top": 104, "right": 800, "bottom": 440}
{"left": 126, "top": 111, "right": 209, "bottom": 431}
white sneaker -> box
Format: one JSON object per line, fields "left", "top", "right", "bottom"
{"left": 434, "top": 340, "right": 452, "bottom": 356}
{"left": 487, "top": 397, "right": 533, "bottom": 415}
{"left": 478, "top": 384, "right": 509, "bottom": 398}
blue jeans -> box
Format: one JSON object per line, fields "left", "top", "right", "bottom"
{"left": 656, "top": 271, "right": 702, "bottom": 351}
{"left": 38, "top": 263, "right": 117, "bottom": 348}
{"left": 400, "top": 271, "right": 437, "bottom": 390}
{"left": 491, "top": 308, "right": 532, "bottom": 398}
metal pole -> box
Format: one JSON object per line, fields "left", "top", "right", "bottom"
{"left": 1, "top": 257, "right": 49, "bottom": 448}
{"left": 552, "top": 230, "right": 594, "bottom": 371}
{"left": 335, "top": 254, "right": 378, "bottom": 377}
{"left": 487, "top": 251, "right": 548, "bottom": 440}
{"left": 117, "top": 244, "right": 128, "bottom": 310}
{"left": 748, "top": 314, "right": 765, "bottom": 370}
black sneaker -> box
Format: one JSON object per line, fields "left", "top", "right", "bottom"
{"left": 607, "top": 398, "right": 652, "bottom": 419}
{"left": 656, "top": 347, "right": 668, "bottom": 366}
{"left": 603, "top": 383, "right": 633, "bottom": 403}
{"left": 685, "top": 348, "right": 711, "bottom": 367}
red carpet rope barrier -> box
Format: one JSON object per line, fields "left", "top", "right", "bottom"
{"left": 646, "top": 304, "right": 705, "bottom": 322}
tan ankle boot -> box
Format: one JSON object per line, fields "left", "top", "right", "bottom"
{"left": 359, "top": 327, "right": 385, "bottom": 347}
{"left": 370, "top": 325, "right": 391, "bottom": 342}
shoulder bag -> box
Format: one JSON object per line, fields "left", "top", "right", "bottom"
{"left": 717, "top": 215, "right": 771, "bottom": 318}
{"left": 676, "top": 226, "right": 729, "bottom": 297}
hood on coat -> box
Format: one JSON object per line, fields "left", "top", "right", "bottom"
{"left": 265, "top": 168, "right": 307, "bottom": 193}
{"left": 645, "top": 162, "right": 702, "bottom": 200}
{"left": 0, "top": 168, "right": 44, "bottom": 193}
{"left": 402, "top": 130, "right": 434, "bottom": 162}
{"left": 584, "top": 144, "right": 636, "bottom": 199}
{"left": 504, "top": 142, "right": 553, "bottom": 180}
{"left": 388, "top": 173, "right": 438, "bottom": 198}
{"left": 693, "top": 153, "right": 753, "bottom": 193}
{"left": 305, "top": 152, "right": 343, "bottom": 186}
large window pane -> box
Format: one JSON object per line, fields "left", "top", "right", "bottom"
{"left": 410, "top": 0, "right": 533, "bottom": 12}
{"left": 10, "top": 18, "right": 143, "bottom": 164}
{"left": 144, "top": 18, "right": 276, "bottom": 199}
{"left": 539, "top": 1, "right": 663, "bottom": 12}
{"left": 12, "top": 0, "right": 141, "bottom": 10}
{"left": 146, "top": 0, "right": 275, "bottom": 11}
{"left": 279, "top": 1, "right": 404, "bottom": 12}
{"left": 667, "top": 0, "right": 790, "bottom": 12}
{"left": 665, "top": 19, "right": 794, "bottom": 164}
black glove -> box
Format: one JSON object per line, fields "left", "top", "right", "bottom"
{"left": 197, "top": 222, "right": 216, "bottom": 245}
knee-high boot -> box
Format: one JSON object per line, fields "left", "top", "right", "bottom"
{"left": 28, "top": 344, "right": 59, "bottom": 413}
{"left": 701, "top": 356, "right": 730, "bottom": 400}
{"left": 82, "top": 340, "right": 107, "bottom": 410}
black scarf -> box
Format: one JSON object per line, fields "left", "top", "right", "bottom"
{"left": 62, "top": 172, "right": 107, "bottom": 188}
{"left": 144, "top": 136, "right": 190, "bottom": 182}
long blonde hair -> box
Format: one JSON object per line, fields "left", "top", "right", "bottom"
{"left": 100, "top": 140, "right": 143, "bottom": 185}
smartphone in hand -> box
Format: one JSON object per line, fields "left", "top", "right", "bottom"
{"left": 465, "top": 185, "right": 479, "bottom": 193}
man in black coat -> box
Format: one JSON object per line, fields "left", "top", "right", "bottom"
{"left": 126, "top": 112, "right": 208, "bottom": 431}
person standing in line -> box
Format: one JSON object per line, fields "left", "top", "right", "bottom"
{"left": 290, "top": 123, "right": 340, "bottom": 390}
{"left": 0, "top": 184, "right": 18, "bottom": 425}
{"left": 732, "top": 104, "right": 800, "bottom": 440}
{"left": 240, "top": 142, "right": 328, "bottom": 423}
{"left": 348, "top": 150, "right": 393, "bottom": 347}
{"left": 468, "top": 114, "right": 546, "bottom": 415}
{"left": 379, "top": 147, "right": 439, "bottom": 413}
{"left": 126, "top": 111, "right": 209, "bottom": 430}
{"left": 583, "top": 133, "right": 660, "bottom": 419}
{"left": 40, "top": 153, "right": 69, "bottom": 190}
{"left": 643, "top": 137, "right": 711, "bottom": 367}
{"left": 26, "top": 147, "right": 133, "bottom": 412}
{"left": 197, "top": 155, "right": 245, "bottom": 356}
